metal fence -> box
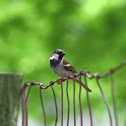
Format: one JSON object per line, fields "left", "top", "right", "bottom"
{"left": 21, "top": 61, "right": 126, "bottom": 126}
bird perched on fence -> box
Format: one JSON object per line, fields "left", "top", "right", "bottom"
{"left": 49, "top": 49, "right": 91, "bottom": 92}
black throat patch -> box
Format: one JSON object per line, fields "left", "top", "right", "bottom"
{"left": 50, "top": 59, "right": 61, "bottom": 67}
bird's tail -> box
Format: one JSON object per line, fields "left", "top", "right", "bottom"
{"left": 75, "top": 77, "right": 92, "bottom": 92}
{"left": 79, "top": 81, "right": 91, "bottom": 92}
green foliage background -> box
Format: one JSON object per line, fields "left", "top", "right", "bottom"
{"left": 0, "top": 0, "right": 126, "bottom": 125}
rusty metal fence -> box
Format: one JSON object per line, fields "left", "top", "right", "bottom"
{"left": 21, "top": 61, "right": 126, "bottom": 126}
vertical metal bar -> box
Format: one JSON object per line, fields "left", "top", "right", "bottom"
{"left": 110, "top": 74, "right": 119, "bottom": 126}
{"left": 24, "top": 97, "right": 28, "bottom": 126}
{"left": 79, "top": 76, "right": 83, "bottom": 126}
{"left": 96, "top": 79, "right": 113, "bottom": 126}
{"left": 26, "top": 84, "right": 32, "bottom": 101}
{"left": 40, "top": 87, "right": 46, "bottom": 126}
{"left": 66, "top": 79, "right": 70, "bottom": 126}
{"left": 21, "top": 91, "right": 25, "bottom": 126}
{"left": 21, "top": 87, "right": 28, "bottom": 126}
{"left": 61, "top": 81, "right": 63, "bottom": 126}
{"left": 50, "top": 84, "right": 58, "bottom": 126}
{"left": 73, "top": 79, "right": 76, "bottom": 126}
{"left": 84, "top": 76, "right": 93, "bottom": 126}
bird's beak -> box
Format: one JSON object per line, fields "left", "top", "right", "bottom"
{"left": 62, "top": 51, "right": 66, "bottom": 56}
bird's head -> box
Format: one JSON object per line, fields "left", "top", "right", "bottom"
{"left": 50, "top": 49, "right": 66, "bottom": 60}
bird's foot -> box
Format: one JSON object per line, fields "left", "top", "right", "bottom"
{"left": 56, "top": 77, "right": 63, "bottom": 84}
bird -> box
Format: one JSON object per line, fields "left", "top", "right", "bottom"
{"left": 49, "top": 49, "right": 91, "bottom": 92}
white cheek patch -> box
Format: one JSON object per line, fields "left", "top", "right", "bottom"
{"left": 50, "top": 54, "right": 59, "bottom": 60}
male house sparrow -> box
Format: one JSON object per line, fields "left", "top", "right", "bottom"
{"left": 50, "top": 49, "right": 91, "bottom": 92}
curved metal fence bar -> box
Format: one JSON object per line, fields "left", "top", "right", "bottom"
{"left": 24, "top": 95, "right": 28, "bottom": 126}
{"left": 26, "top": 83, "right": 32, "bottom": 102}
{"left": 79, "top": 76, "right": 83, "bottom": 126}
{"left": 21, "top": 89, "right": 27, "bottom": 126}
{"left": 20, "top": 61, "right": 126, "bottom": 126}
{"left": 40, "top": 86, "right": 46, "bottom": 126}
{"left": 66, "top": 79, "right": 70, "bottom": 126}
{"left": 73, "top": 76, "right": 76, "bottom": 126}
{"left": 84, "top": 75, "right": 93, "bottom": 126}
{"left": 21, "top": 82, "right": 29, "bottom": 126}
{"left": 61, "top": 80, "right": 63, "bottom": 126}
{"left": 110, "top": 74, "right": 119, "bottom": 126}
{"left": 21, "top": 95, "right": 24, "bottom": 126}
{"left": 50, "top": 82, "right": 58, "bottom": 126}
{"left": 96, "top": 79, "right": 113, "bottom": 126}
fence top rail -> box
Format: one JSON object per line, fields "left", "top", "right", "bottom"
{"left": 22, "top": 61, "right": 126, "bottom": 90}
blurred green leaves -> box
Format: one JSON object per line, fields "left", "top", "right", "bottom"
{"left": 0, "top": 0, "right": 126, "bottom": 124}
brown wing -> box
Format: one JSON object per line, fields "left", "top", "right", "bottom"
{"left": 63, "top": 59, "right": 77, "bottom": 73}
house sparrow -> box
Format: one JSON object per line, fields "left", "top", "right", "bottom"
{"left": 49, "top": 49, "right": 91, "bottom": 92}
